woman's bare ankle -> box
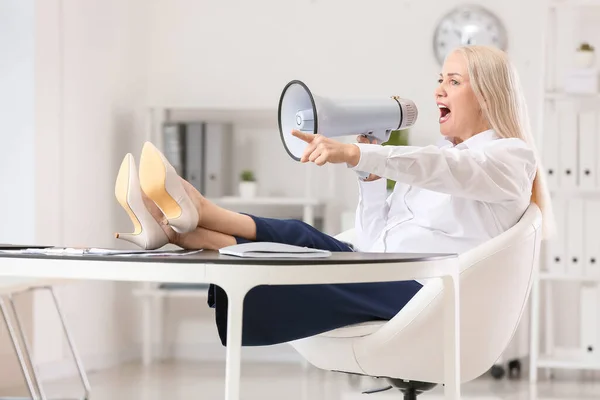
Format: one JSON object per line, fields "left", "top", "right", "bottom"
{"left": 172, "top": 226, "right": 235, "bottom": 250}
{"left": 168, "top": 228, "right": 182, "bottom": 247}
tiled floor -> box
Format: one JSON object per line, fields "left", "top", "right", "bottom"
{"left": 6, "top": 361, "right": 600, "bottom": 400}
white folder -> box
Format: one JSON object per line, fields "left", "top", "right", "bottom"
{"left": 578, "top": 111, "right": 597, "bottom": 190}
{"left": 557, "top": 102, "right": 579, "bottom": 189}
{"left": 566, "top": 198, "right": 584, "bottom": 276}
{"left": 583, "top": 200, "right": 600, "bottom": 277}
{"left": 546, "top": 197, "right": 566, "bottom": 274}
{"left": 580, "top": 285, "right": 599, "bottom": 357}
{"left": 542, "top": 101, "right": 559, "bottom": 191}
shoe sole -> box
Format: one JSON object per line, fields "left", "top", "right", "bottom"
{"left": 139, "top": 143, "right": 183, "bottom": 221}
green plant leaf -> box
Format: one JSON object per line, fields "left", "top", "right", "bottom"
{"left": 240, "top": 170, "right": 255, "bottom": 182}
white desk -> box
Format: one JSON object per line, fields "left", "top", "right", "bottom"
{"left": 0, "top": 250, "right": 460, "bottom": 400}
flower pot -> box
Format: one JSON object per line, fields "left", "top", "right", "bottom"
{"left": 239, "top": 181, "right": 257, "bottom": 198}
{"left": 575, "top": 50, "right": 595, "bottom": 68}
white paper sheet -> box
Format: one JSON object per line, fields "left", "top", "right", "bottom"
{"left": 0, "top": 247, "right": 203, "bottom": 257}
{"left": 219, "top": 242, "right": 331, "bottom": 258}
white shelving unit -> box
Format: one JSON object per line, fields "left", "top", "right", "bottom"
{"left": 144, "top": 106, "right": 326, "bottom": 222}
{"left": 529, "top": 0, "right": 600, "bottom": 382}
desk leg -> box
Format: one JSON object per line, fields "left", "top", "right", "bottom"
{"left": 8, "top": 295, "right": 47, "bottom": 400}
{"left": 443, "top": 274, "right": 461, "bottom": 400}
{"left": 0, "top": 297, "right": 38, "bottom": 400}
{"left": 225, "top": 290, "right": 246, "bottom": 400}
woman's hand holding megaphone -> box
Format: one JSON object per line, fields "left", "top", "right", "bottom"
{"left": 291, "top": 130, "right": 381, "bottom": 182}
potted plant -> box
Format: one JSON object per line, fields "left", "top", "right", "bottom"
{"left": 575, "top": 42, "right": 595, "bottom": 68}
{"left": 239, "top": 169, "right": 257, "bottom": 198}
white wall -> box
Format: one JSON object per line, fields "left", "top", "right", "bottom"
{"left": 0, "top": 0, "right": 37, "bottom": 390}
{"left": 28, "top": 0, "right": 150, "bottom": 385}
{"left": 0, "top": 0, "right": 35, "bottom": 244}
{"left": 146, "top": 0, "right": 545, "bottom": 142}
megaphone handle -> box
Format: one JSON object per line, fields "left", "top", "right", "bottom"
{"left": 360, "top": 134, "right": 378, "bottom": 144}
{"left": 355, "top": 170, "right": 371, "bottom": 180}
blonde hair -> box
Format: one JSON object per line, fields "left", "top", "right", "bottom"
{"left": 453, "top": 45, "right": 555, "bottom": 239}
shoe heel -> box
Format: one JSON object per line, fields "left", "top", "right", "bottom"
{"left": 139, "top": 142, "right": 199, "bottom": 233}
{"left": 115, "top": 153, "right": 169, "bottom": 250}
{"left": 114, "top": 232, "right": 147, "bottom": 248}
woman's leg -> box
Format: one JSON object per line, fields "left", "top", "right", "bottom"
{"left": 180, "top": 178, "right": 257, "bottom": 240}
{"left": 145, "top": 182, "right": 349, "bottom": 252}
{"left": 174, "top": 226, "right": 236, "bottom": 250}
{"left": 179, "top": 178, "right": 351, "bottom": 252}
{"left": 210, "top": 280, "right": 424, "bottom": 346}
{"left": 142, "top": 189, "right": 236, "bottom": 250}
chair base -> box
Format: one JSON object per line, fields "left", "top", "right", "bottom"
{"left": 361, "top": 377, "right": 437, "bottom": 399}
{"left": 387, "top": 379, "right": 438, "bottom": 399}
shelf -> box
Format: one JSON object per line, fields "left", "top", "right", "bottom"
{"left": 208, "top": 196, "right": 323, "bottom": 206}
{"left": 537, "top": 355, "right": 600, "bottom": 370}
{"left": 550, "top": 189, "right": 600, "bottom": 198}
{"left": 540, "top": 272, "right": 600, "bottom": 282}
{"left": 152, "top": 107, "right": 277, "bottom": 126}
{"left": 535, "top": 347, "right": 600, "bottom": 371}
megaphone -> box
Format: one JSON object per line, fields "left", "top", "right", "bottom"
{"left": 277, "top": 80, "right": 418, "bottom": 163}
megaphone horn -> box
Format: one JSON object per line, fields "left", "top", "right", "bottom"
{"left": 277, "top": 80, "right": 418, "bottom": 162}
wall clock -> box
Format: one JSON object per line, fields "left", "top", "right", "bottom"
{"left": 433, "top": 5, "right": 508, "bottom": 65}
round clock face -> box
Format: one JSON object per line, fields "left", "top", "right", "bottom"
{"left": 433, "top": 5, "right": 508, "bottom": 65}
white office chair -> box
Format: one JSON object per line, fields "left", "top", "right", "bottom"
{"left": 289, "top": 203, "right": 542, "bottom": 399}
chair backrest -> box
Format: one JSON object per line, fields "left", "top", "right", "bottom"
{"left": 347, "top": 203, "right": 542, "bottom": 382}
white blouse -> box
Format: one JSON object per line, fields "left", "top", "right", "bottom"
{"left": 350, "top": 129, "right": 537, "bottom": 257}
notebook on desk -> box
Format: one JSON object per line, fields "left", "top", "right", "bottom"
{"left": 219, "top": 242, "right": 332, "bottom": 258}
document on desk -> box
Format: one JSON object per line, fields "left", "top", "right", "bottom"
{"left": 0, "top": 247, "right": 203, "bottom": 257}
{"left": 219, "top": 242, "right": 331, "bottom": 258}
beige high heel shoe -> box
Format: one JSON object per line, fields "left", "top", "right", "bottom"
{"left": 138, "top": 142, "right": 199, "bottom": 233}
{"left": 114, "top": 153, "right": 169, "bottom": 249}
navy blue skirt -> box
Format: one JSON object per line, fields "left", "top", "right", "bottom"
{"left": 207, "top": 215, "right": 422, "bottom": 346}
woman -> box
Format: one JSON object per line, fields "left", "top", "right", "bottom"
{"left": 114, "top": 45, "right": 552, "bottom": 346}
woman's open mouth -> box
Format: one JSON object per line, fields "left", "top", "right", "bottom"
{"left": 438, "top": 104, "right": 451, "bottom": 123}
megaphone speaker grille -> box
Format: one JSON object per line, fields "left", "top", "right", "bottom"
{"left": 278, "top": 80, "right": 318, "bottom": 161}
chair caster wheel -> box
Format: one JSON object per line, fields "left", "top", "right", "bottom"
{"left": 508, "top": 359, "right": 522, "bottom": 379}
{"left": 491, "top": 364, "right": 505, "bottom": 380}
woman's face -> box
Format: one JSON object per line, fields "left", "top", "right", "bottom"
{"left": 435, "top": 51, "right": 489, "bottom": 142}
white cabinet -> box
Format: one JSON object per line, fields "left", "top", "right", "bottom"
{"left": 530, "top": 0, "right": 600, "bottom": 382}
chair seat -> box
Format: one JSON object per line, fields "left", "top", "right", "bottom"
{"left": 320, "top": 321, "right": 385, "bottom": 338}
